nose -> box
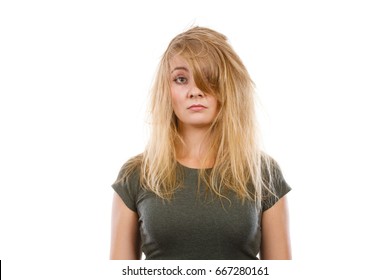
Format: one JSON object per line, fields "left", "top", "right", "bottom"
{"left": 188, "top": 87, "right": 204, "bottom": 98}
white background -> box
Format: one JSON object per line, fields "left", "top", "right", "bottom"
{"left": 1, "top": 0, "right": 389, "bottom": 279}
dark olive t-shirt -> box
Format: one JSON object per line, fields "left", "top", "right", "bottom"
{"left": 112, "top": 161, "right": 291, "bottom": 260}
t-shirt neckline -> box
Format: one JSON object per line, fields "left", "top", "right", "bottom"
{"left": 176, "top": 161, "right": 213, "bottom": 172}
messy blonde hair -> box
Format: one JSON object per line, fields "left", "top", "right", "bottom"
{"left": 120, "top": 26, "right": 275, "bottom": 206}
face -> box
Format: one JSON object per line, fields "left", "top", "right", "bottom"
{"left": 169, "top": 55, "right": 218, "bottom": 130}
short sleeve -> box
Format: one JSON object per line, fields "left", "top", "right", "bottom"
{"left": 111, "top": 165, "right": 140, "bottom": 212}
{"left": 261, "top": 159, "right": 291, "bottom": 211}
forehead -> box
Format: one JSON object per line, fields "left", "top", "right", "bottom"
{"left": 169, "top": 55, "right": 191, "bottom": 73}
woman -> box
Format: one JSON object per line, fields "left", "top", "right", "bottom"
{"left": 110, "top": 26, "right": 291, "bottom": 260}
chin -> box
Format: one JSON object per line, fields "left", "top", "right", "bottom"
{"left": 189, "top": 122, "right": 213, "bottom": 128}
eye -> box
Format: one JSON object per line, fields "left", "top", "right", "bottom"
{"left": 173, "top": 76, "right": 188, "bottom": 85}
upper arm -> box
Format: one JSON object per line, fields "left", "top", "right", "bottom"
{"left": 260, "top": 195, "right": 292, "bottom": 260}
{"left": 110, "top": 192, "right": 141, "bottom": 260}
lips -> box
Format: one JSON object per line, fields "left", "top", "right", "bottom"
{"left": 187, "top": 104, "right": 207, "bottom": 109}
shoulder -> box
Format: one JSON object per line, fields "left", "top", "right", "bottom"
{"left": 260, "top": 153, "right": 286, "bottom": 183}
{"left": 260, "top": 153, "right": 291, "bottom": 211}
{"left": 113, "top": 153, "right": 144, "bottom": 195}
{"left": 115, "top": 153, "right": 143, "bottom": 184}
{"left": 111, "top": 153, "right": 144, "bottom": 212}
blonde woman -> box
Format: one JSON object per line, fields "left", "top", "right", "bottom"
{"left": 110, "top": 27, "right": 292, "bottom": 260}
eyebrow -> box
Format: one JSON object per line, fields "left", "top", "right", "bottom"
{"left": 170, "top": 66, "right": 189, "bottom": 73}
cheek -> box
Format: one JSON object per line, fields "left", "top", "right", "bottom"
{"left": 209, "top": 97, "right": 219, "bottom": 113}
{"left": 171, "top": 86, "right": 186, "bottom": 104}
{"left": 170, "top": 91, "right": 179, "bottom": 108}
{"left": 170, "top": 89, "right": 183, "bottom": 115}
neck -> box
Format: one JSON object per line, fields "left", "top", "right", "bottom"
{"left": 175, "top": 124, "right": 214, "bottom": 168}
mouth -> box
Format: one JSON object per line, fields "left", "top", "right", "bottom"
{"left": 187, "top": 104, "right": 207, "bottom": 110}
